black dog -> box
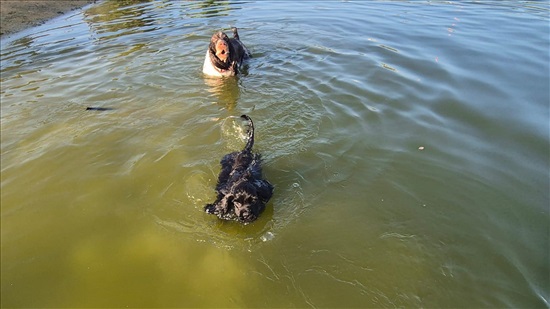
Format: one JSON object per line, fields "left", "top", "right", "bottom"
{"left": 204, "top": 115, "right": 274, "bottom": 223}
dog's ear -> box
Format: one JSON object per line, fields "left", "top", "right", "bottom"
{"left": 204, "top": 203, "right": 216, "bottom": 214}
{"left": 256, "top": 180, "right": 274, "bottom": 202}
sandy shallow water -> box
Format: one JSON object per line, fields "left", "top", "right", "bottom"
{"left": 0, "top": 0, "right": 96, "bottom": 37}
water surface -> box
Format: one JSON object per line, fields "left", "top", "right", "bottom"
{"left": 1, "top": 1, "right": 549, "bottom": 307}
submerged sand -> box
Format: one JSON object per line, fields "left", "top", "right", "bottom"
{"left": 0, "top": 0, "right": 96, "bottom": 37}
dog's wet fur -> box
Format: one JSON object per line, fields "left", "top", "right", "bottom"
{"left": 204, "top": 115, "right": 274, "bottom": 223}
{"left": 203, "top": 27, "right": 250, "bottom": 76}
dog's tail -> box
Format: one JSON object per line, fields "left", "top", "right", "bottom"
{"left": 240, "top": 114, "right": 254, "bottom": 152}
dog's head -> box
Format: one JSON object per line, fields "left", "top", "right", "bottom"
{"left": 232, "top": 188, "right": 263, "bottom": 223}
{"left": 209, "top": 31, "right": 232, "bottom": 64}
{"left": 205, "top": 181, "right": 264, "bottom": 223}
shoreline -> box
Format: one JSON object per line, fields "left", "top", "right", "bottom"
{"left": 0, "top": 0, "right": 96, "bottom": 37}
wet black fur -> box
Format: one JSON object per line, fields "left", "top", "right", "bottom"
{"left": 204, "top": 115, "right": 273, "bottom": 223}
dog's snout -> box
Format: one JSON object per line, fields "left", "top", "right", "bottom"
{"left": 238, "top": 209, "right": 256, "bottom": 223}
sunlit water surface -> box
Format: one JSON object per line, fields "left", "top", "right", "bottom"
{"left": 1, "top": 1, "right": 549, "bottom": 307}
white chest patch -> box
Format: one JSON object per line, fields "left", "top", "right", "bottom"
{"left": 202, "top": 50, "right": 235, "bottom": 77}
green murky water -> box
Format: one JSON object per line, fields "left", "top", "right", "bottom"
{"left": 1, "top": 1, "right": 549, "bottom": 307}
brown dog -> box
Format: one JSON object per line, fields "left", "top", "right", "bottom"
{"left": 203, "top": 27, "right": 251, "bottom": 77}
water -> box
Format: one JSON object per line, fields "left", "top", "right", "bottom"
{"left": 1, "top": 1, "right": 548, "bottom": 307}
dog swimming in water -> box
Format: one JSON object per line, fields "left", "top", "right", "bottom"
{"left": 202, "top": 27, "right": 251, "bottom": 77}
{"left": 204, "top": 115, "right": 274, "bottom": 223}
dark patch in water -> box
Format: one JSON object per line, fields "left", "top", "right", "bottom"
{"left": 86, "top": 107, "right": 114, "bottom": 111}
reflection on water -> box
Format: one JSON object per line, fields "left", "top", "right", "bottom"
{"left": 186, "top": 0, "right": 235, "bottom": 19}
{"left": 1, "top": 0, "right": 549, "bottom": 308}
{"left": 204, "top": 76, "right": 241, "bottom": 109}
{"left": 84, "top": 0, "right": 156, "bottom": 40}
